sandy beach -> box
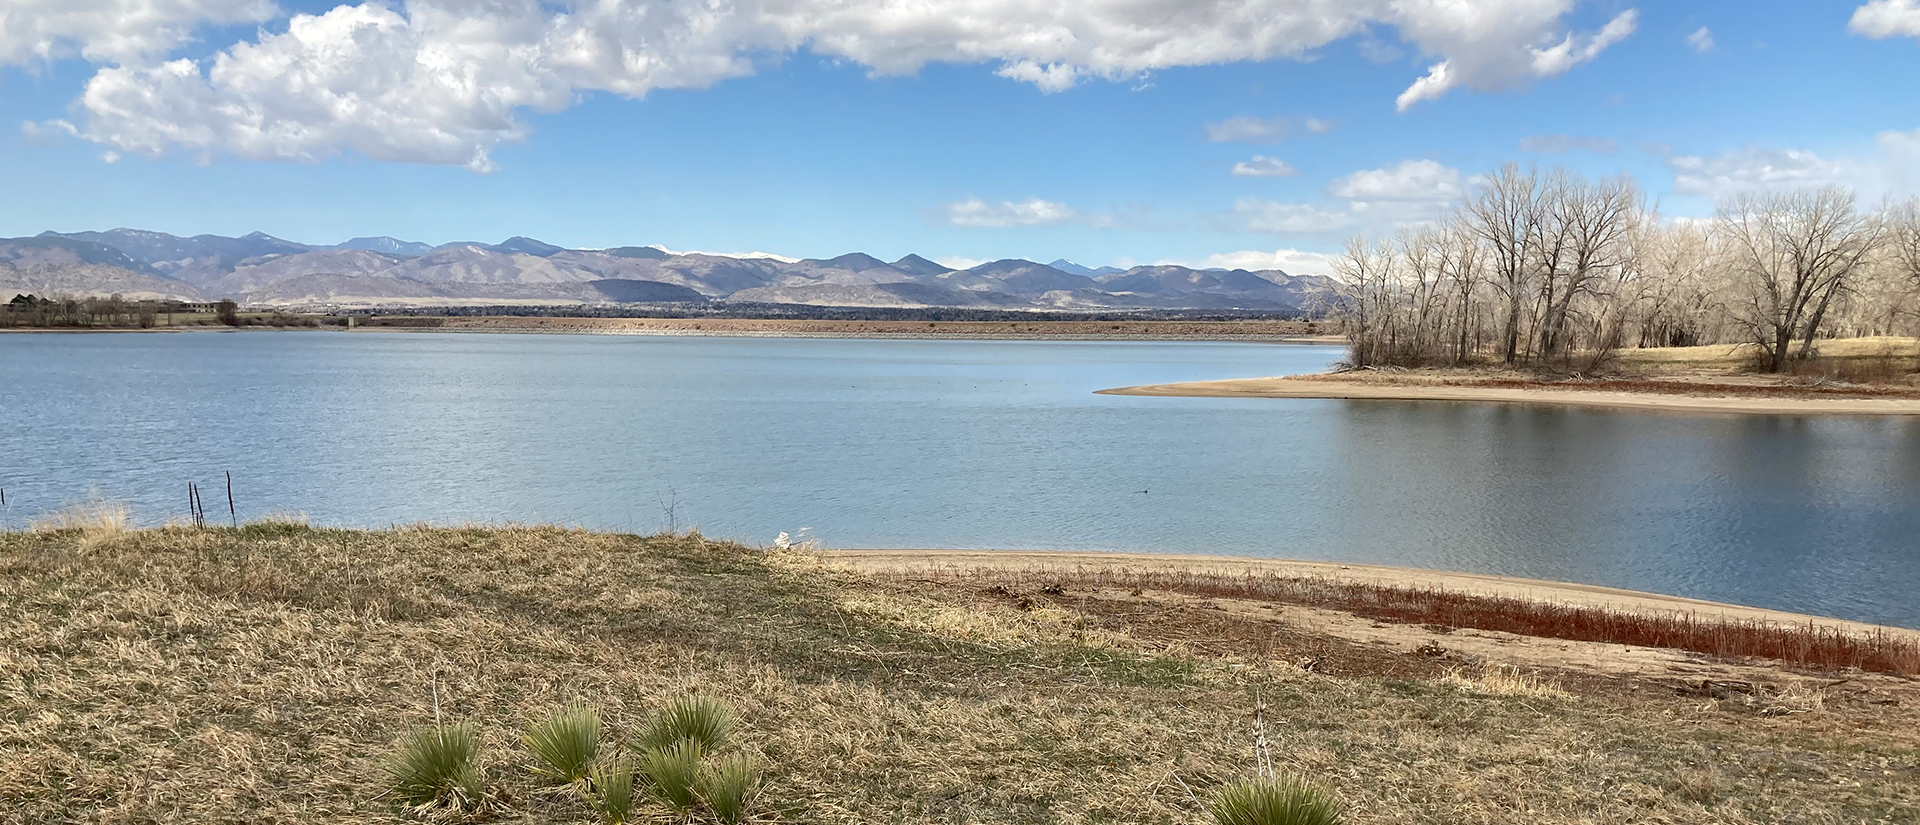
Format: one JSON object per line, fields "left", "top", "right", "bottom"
{"left": 821, "top": 548, "right": 1917, "bottom": 638}
{"left": 1098, "top": 375, "right": 1920, "bottom": 415}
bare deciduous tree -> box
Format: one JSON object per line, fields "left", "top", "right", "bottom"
{"left": 1719, "top": 188, "right": 1882, "bottom": 371}
{"left": 1463, "top": 164, "right": 1540, "bottom": 365}
{"left": 1332, "top": 166, "right": 1919, "bottom": 375}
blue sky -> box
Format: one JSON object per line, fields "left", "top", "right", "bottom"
{"left": 4, "top": 1, "right": 1919, "bottom": 273}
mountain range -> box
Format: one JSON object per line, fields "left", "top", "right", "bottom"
{"left": 1, "top": 229, "right": 1336, "bottom": 313}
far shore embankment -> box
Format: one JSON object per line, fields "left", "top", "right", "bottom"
{"left": 1097, "top": 375, "right": 1920, "bottom": 415}
{"left": 358, "top": 315, "right": 1349, "bottom": 342}
{"left": 1101, "top": 338, "right": 1920, "bottom": 415}
{"left": 821, "top": 548, "right": 1919, "bottom": 638}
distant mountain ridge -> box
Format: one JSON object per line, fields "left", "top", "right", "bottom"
{"left": 8, "top": 229, "right": 1336, "bottom": 313}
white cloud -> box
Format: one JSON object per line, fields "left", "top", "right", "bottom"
{"left": 1327, "top": 159, "right": 1463, "bottom": 201}
{"left": 1231, "top": 155, "right": 1297, "bottom": 177}
{"left": 0, "top": 0, "right": 275, "bottom": 66}
{"left": 1394, "top": 61, "right": 1455, "bottom": 112}
{"left": 1206, "top": 114, "right": 1335, "bottom": 144}
{"left": 1174, "top": 248, "right": 1338, "bottom": 276}
{"left": 40, "top": 0, "right": 1631, "bottom": 169}
{"left": 1233, "top": 200, "right": 1357, "bottom": 234}
{"left": 1662, "top": 132, "right": 1920, "bottom": 203}
{"left": 1233, "top": 158, "right": 1464, "bottom": 237}
{"left": 1396, "top": 8, "right": 1639, "bottom": 111}
{"left": 1356, "top": 37, "right": 1404, "bottom": 64}
{"left": 945, "top": 198, "right": 1085, "bottom": 228}
{"left": 1687, "top": 26, "right": 1715, "bottom": 53}
{"left": 1665, "top": 146, "right": 1873, "bottom": 199}
{"left": 1530, "top": 10, "right": 1638, "bottom": 75}
{"left": 1851, "top": 1, "right": 1920, "bottom": 39}
{"left": 995, "top": 61, "right": 1080, "bottom": 93}
{"left": 934, "top": 256, "right": 988, "bottom": 270}
{"left": 1206, "top": 116, "right": 1291, "bottom": 144}
{"left": 1519, "top": 134, "right": 1618, "bottom": 153}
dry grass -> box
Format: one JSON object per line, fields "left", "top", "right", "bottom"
{"left": 1440, "top": 663, "right": 1571, "bottom": 700}
{"left": 28, "top": 498, "right": 130, "bottom": 533}
{"left": 2, "top": 525, "right": 1917, "bottom": 824}
{"left": 28, "top": 497, "right": 131, "bottom": 551}
{"left": 1617, "top": 336, "right": 1920, "bottom": 377}
{"left": 907, "top": 567, "right": 1920, "bottom": 676}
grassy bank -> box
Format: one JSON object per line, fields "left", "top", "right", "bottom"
{"left": 3, "top": 524, "right": 1916, "bottom": 824}
{"left": 1614, "top": 337, "right": 1920, "bottom": 380}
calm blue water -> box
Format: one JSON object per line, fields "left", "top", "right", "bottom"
{"left": 4, "top": 331, "right": 1918, "bottom": 627}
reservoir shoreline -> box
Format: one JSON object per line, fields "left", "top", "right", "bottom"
{"left": 822, "top": 548, "right": 1920, "bottom": 636}
{"left": 1100, "top": 375, "right": 1920, "bottom": 416}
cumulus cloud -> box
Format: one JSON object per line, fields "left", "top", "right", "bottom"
{"left": 995, "top": 61, "right": 1080, "bottom": 93}
{"left": 1519, "top": 134, "right": 1618, "bottom": 153}
{"left": 1231, "top": 155, "right": 1298, "bottom": 177}
{"left": 1687, "top": 26, "right": 1715, "bottom": 52}
{"left": 1851, "top": 0, "right": 1920, "bottom": 39}
{"left": 1327, "top": 159, "right": 1464, "bottom": 201}
{"left": 0, "top": 0, "right": 275, "bottom": 66}
{"left": 944, "top": 198, "right": 1086, "bottom": 228}
{"left": 1396, "top": 8, "right": 1638, "bottom": 111}
{"left": 33, "top": 0, "right": 1635, "bottom": 170}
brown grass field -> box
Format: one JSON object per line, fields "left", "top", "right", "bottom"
{"left": 3, "top": 523, "right": 1918, "bottom": 824}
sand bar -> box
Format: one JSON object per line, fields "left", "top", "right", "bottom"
{"left": 823, "top": 548, "right": 1919, "bottom": 637}
{"left": 1097, "top": 376, "right": 1920, "bottom": 416}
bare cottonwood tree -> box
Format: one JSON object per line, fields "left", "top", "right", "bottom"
{"left": 1332, "top": 164, "right": 1920, "bottom": 374}
{"left": 1718, "top": 188, "right": 1883, "bottom": 371}
{"left": 1537, "top": 175, "right": 1640, "bottom": 362}
{"left": 1887, "top": 198, "right": 1920, "bottom": 315}
{"left": 1629, "top": 220, "right": 1721, "bottom": 348}
{"left": 1333, "top": 236, "right": 1398, "bottom": 367}
{"left": 1463, "top": 164, "right": 1543, "bottom": 365}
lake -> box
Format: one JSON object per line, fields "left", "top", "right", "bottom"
{"left": 4, "top": 330, "right": 1918, "bottom": 628}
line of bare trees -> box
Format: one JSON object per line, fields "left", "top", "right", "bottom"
{"left": 1334, "top": 164, "right": 1920, "bottom": 373}
{"left": 1, "top": 295, "right": 244, "bottom": 328}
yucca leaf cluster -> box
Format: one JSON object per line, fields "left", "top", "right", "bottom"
{"left": 385, "top": 721, "right": 490, "bottom": 816}
{"left": 1208, "top": 775, "right": 1345, "bottom": 825}
{"left": 382, "top": 694, "right": 760, "bottom": 823}
{"left": 535, "top": 695, "right": 758, "bottom": 824}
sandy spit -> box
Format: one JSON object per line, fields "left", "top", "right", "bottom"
{"left": 1096, "top": 376, "right": 1920, "bottom": 416}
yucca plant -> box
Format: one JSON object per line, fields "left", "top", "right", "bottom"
{"left": 386, "top": 722, "right": 488, "bottom": 813}
{"left": 697, "top": 753, "right": 759, "bottom": 825}
{"left": 640, "top": 694, "right": 735, "bottom": 752}
{"left": 524, "top": 703, "right": 602, "bottom": 786}
{"left": 638, "top": 739, "right": 704, "bottom": 813}
{"left": 589, "top": 755, "right": 638, "bottom": 824}
{"left": 1208, "top": 776, "right": 1344, "bottom": 825}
